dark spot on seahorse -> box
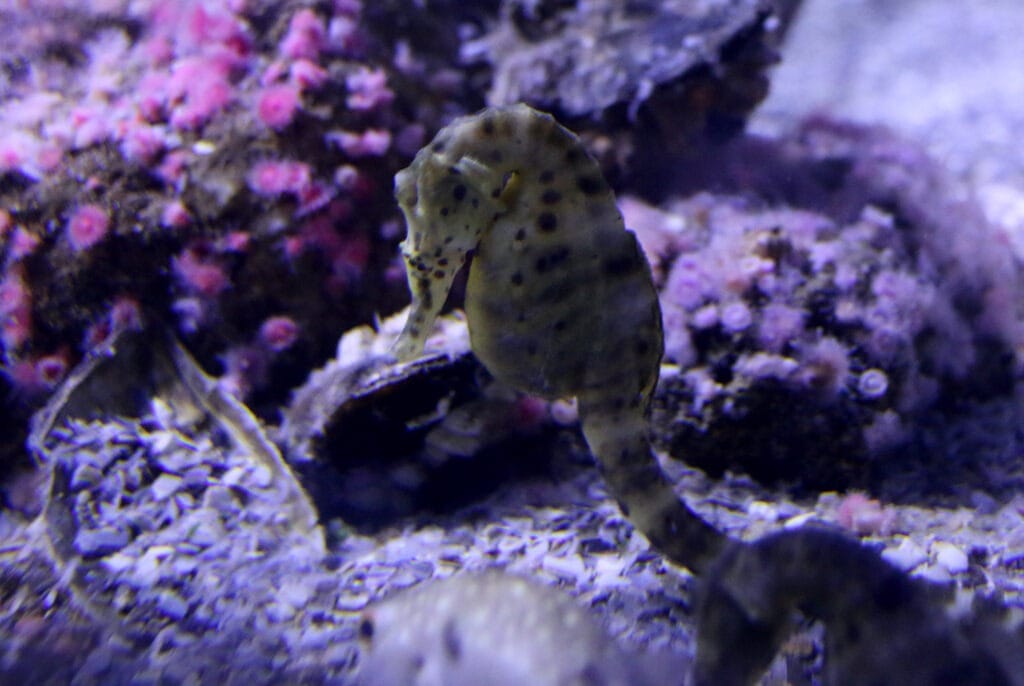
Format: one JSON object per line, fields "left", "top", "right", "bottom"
{"left": 491, "top": 188, "right": 502, "bottom": 198}
{"left": 539, "top": 169, "right": 555, "bottom": 184}
{"left": 536, "top": 212, "right": 558, "bottom": 233}
{"left": 481, "top": 119, "right": 495, "bottom": 135}
{"left": 442, "top": 620, "right": 462, "bottom": 661}
{"left": 358, "top": 617, "right": 374, "bottom": 640}
{"left": 433, "top": 270, "right": 445, "bottom": 279}
{"left": 535, "top": 245, "right": 570, "bottom": 273}
{"left": 444, "top": 236, "right": 454, "bottom": 244}
{"left": 536, "top": 275, "right": 576, "bottom": 303}
{"left": 577, "top": 175, "right": 603, "bottom": 195}
{"left": 541, "top": 189, "right": 562, "bottom": 204}
{"left": 565, "top": 148, "right": 583, "bottom": 164}
{"left": 471, "top": 198, "right": 479, "bottom": 209}
{"left": 514, "top": 228, "right": 527, "bottom": 241}
{"left": 510, "top": 271, "right": 523, "bottom": 286}
{"left": 488, "top": 149, "right": 503, "bottom": 163}
{"left": 433, "top": 247, "right": 443, "bottom": 257}
{"left": 553, "top": 319, "right": 567, "bottom": 332}
{"left": 408, "top": 326, "right": 420, "bottom": 338}
{"left": 419, "top": 278, "right": 432, "bottom": 308}
{"left": 603, "top": 254, "right": 635, "bottom": 277}
{"left": 431, "top": 141, "right": 446, "bottom": 153}
{"left": 437, "top": 258, "right": 449, "bottom": 266}
{"left": 453, "top": 184, "right": 466, "bottom": 201}
{"left": 440, "top": 207, "right": 449, "bottom": 217}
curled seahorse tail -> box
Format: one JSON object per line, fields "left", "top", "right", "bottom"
{"left": 578, "top": 395, "right": 727, "bottom": 576}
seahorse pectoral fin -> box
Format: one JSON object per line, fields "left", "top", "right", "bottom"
{"left": 451, "top": 155, "right": 502, "bottom": 192}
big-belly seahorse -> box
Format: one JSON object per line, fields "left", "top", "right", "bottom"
{"left": 391, "top": 103, "right": 726, "bottom": 575}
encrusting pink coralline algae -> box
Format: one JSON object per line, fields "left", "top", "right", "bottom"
{"left": 627, "top": 119, "right": 1024, "bottom": 484}
{"left": 0, "top": 0, "right": 447, "bottom": 404}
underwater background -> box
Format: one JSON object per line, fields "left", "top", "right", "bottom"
{"left": 1, "top": 0, "right": 1024, "bottom": 684}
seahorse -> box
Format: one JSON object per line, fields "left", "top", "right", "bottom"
{"left": 392, "top": 103, "right": 726, "bottom": 575}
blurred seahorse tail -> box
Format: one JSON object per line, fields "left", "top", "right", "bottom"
{"left": 578, "top": 393, "right": 727, "bottom": 576}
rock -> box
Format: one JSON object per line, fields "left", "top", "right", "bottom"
{"left": 74, "top": 527, "right": 129, "bottom": 557}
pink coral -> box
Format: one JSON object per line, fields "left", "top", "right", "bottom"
{"left": 326, "top": 129, "right": 391, "bottom": 157}
{"left": 2, "top": 307, "right": 32, "bottom": 351}
{"left": 35, "top": 350, "right": 70, "bottom": 389}
{"left": 70, "top": 106, "right": 112, "bottom": 150}
{"left": 797, "top": 336, "right": 850, "bottom": 395}
{"left": 756, "top": 302, "right": 804, "bottom": 353}
{"left": 720, "top": 301, "right": 752, "bottom": 334}
{"left": 836, "top": 493, "right": 894, "bottom": 536}
{"left": 83, "top": 297, "right": 144, "bottom": 349}
{"left": 290, "top": 59, "right": 329, "bottom": 91}
{"left": 279, "top": 9, "right": 326, "bottom": 60}
{"left": 167, "top": 56, "right": 235, "bottom": 131}
{"left": 327, "top": 15, "right": 363, "bottom": 56}
{"left": 120, "top": 122, "right": 167, "bottom": 163}
{"left": 156, "top": 150, "right": 190, "bottom": 188}
{"left": 179, "top": 3, "right": 250, "bottom": 56}
{"left": 0, "top": 131, "right": 46, "bottom": 180}
{"left": 295, "top": 181, "right": 335, "bottom": 218}
{"left": 247, "top": 159, "right": 311, "bottom": 197}
{"left": 257, "top": 83, "right": 301, "bottom": 130}
{"left": 9, "top": 228, "right": 40, "bottom": 261}
{"left": 217, "top": 344, "right": 270, "bottom": 399}
{"left": 160, "top": 200, "right": 191, "bottom": 228}
{"left": 172, "top": 245, "right": 230, "bottom": 297}
{"left": 344, "top": 68, "right": 393, "bottom": 111}
{"left": 0, "top": 269, "right": 27, "bottom": 310}
{"left": 259, "top": 316, "right": 300, "bottom": 352}
{"left": 67, "top": 204, "right": 110, "bottom": 251}
{"left": 222, "top": 231, "right": 251, "bottom": 253}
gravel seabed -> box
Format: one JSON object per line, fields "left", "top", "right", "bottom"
{"left": 2, "top": 386, "right": 1023, "bottom": 684}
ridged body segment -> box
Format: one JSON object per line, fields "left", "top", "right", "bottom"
{"left": 393, "top": 103, "right": 725, "bottom": 574}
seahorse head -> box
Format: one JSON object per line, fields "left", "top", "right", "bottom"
{"left": 392, "top": 141, "right": 507, "bottom": 359}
